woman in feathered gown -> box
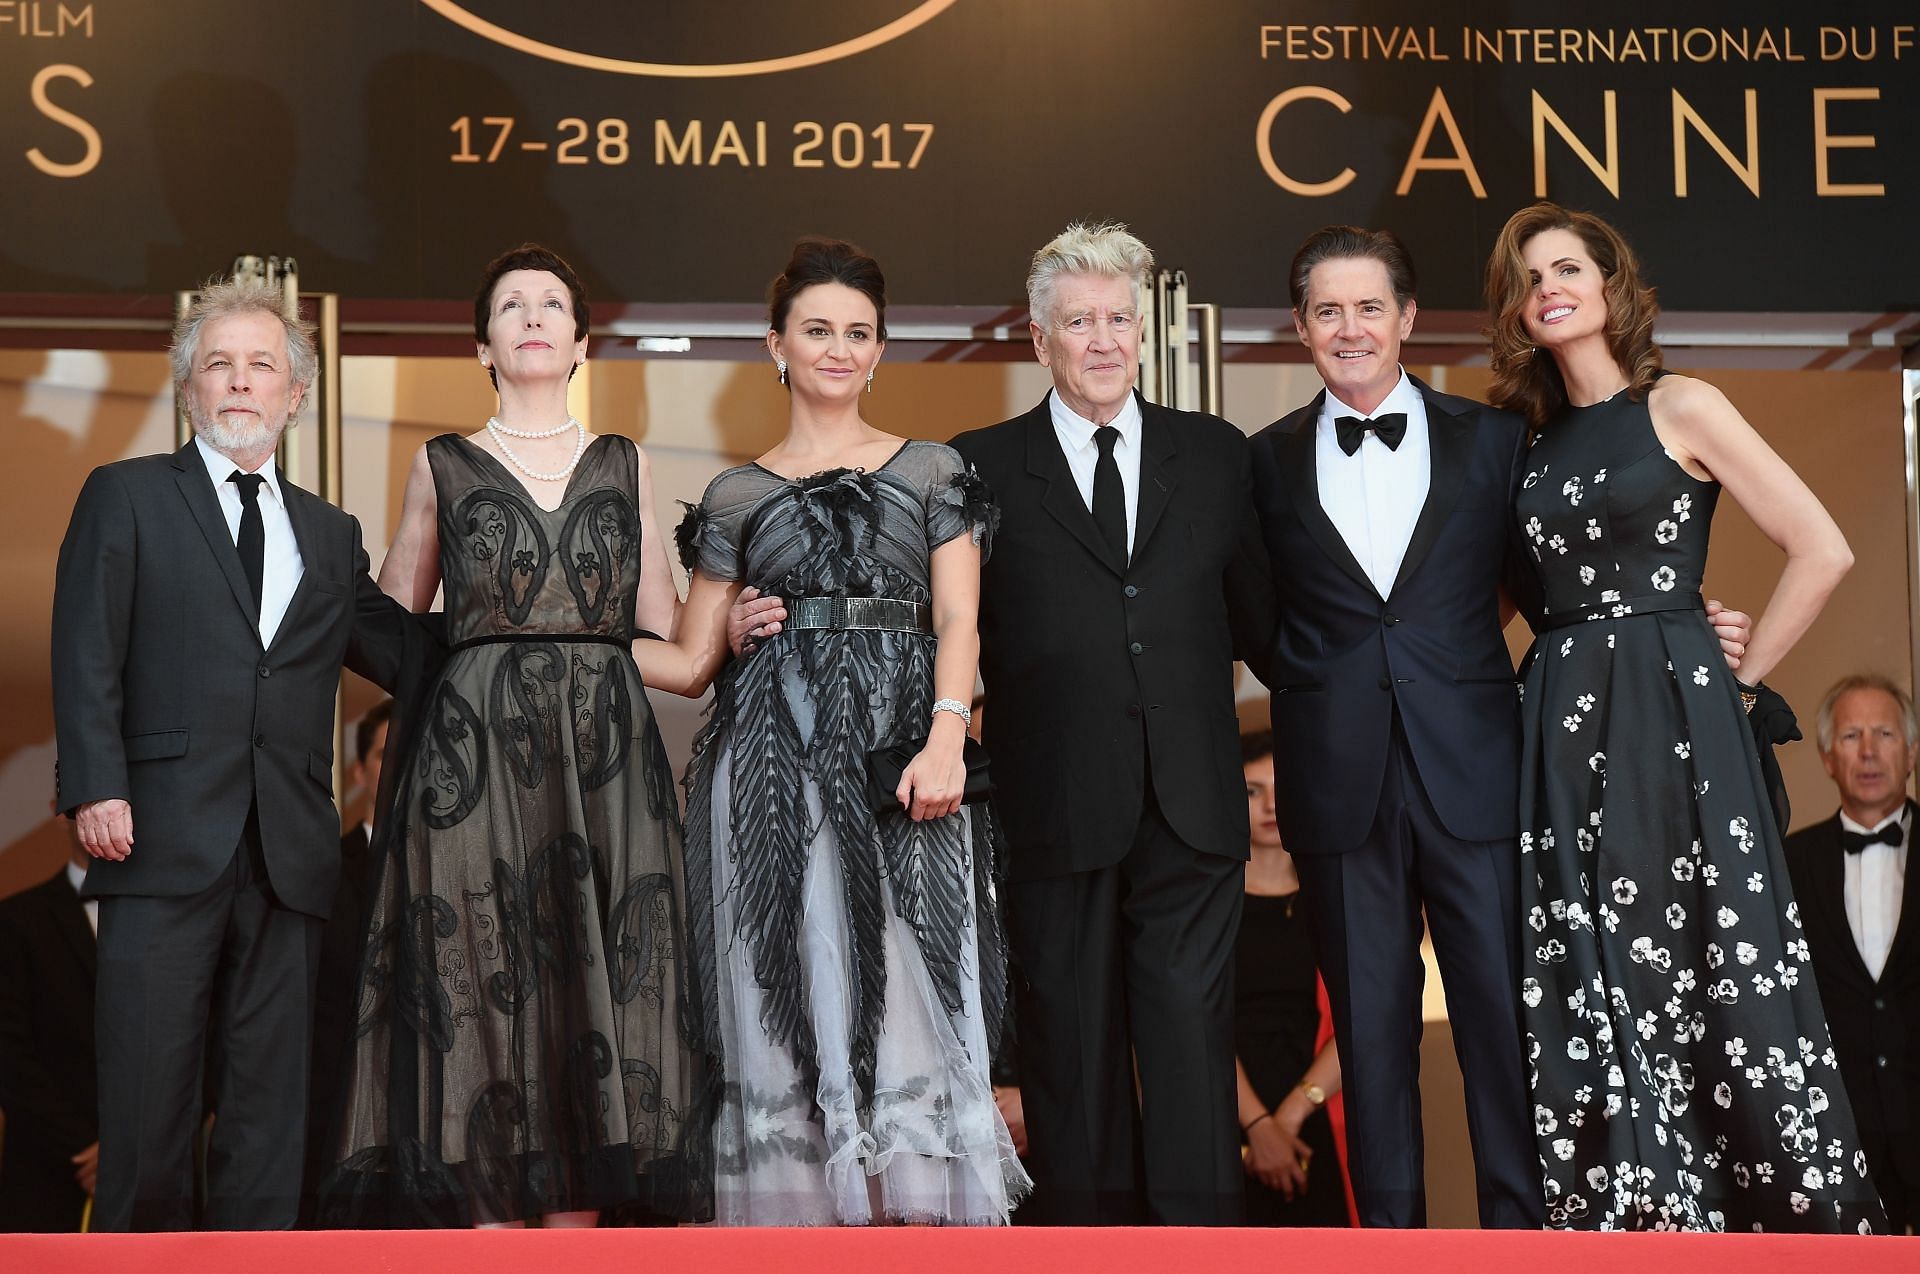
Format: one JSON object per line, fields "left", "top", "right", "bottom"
{"left": 637, "top": 237, "right": 1028, "bottom": 1225}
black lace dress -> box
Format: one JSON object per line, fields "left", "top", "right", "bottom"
{"left": 676, "top": 440, "right": 1029, "bottom": 1225}
{"left": 1515, "top": 386, "right": 1882, "bottom": 1232}
{"left": 322, "top": 434, "right": 709, "bottom": 1225}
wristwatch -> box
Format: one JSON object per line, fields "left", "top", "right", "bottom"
{"left": 1297, "top": 1081, "right": 1327, "bottom": 1108}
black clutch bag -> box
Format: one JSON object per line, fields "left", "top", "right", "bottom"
{"left": 866, "top": 736, "right": 993, "bottom": 815}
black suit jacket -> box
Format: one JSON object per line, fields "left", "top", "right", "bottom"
{"left": 0, "top": 869, "right": 96, "bottom": 1230}
{"left": 51, "top": 443, "right": 407, "bottom": 918}
{"left": 1250, "top": 378, "right": 1532, "bottom": 855}
{"left": 1783, "top": 804, "right": 1920, "bottom": 1187}
{"left": 951, "top": 393, "right": 1273, "bottom": 880}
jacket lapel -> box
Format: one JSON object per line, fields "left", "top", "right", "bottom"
{"left": 172, "top": 442, "right": 262, "bottom": 643}
{"left": 51, "top": 875, "right": 96, "bottom": 978}
{"left": 1274, "top": 392, "right": 1375, "bottom": 597}
{"left": 1877, "top": 798, "right": 1920, "bottom": 980}
{"left": 1388, "top": 376, "right": 1474, "bottom": 598}
{"left": 1812, "top": 814, "right": 1876, "bottom": 986}
{"left": 1026, "top": 395, "right": 1125, "bottom": 577}
{"left": 1132, "top": 397, "right": 1179, "bottom": 560}
{"left": 270, "top": 479, "right": 322, "bottom": 654}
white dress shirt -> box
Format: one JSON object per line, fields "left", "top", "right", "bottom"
{"left": 1839, "top": 807, "right": 1908, "bottom": 982}
{"left": 1050, "top": 390, "right": 1143, "bottom": 556}
{"left": 193, "top": 434, "right": 305, "bottom": 647}
{"left": 65, "top": 859, "right": 98, "bottom": 936}
{"left": 1315, "top": 370, "right": 1431, "bottom": 598}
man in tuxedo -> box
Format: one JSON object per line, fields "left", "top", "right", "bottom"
{"left": 950, "top": 222, "right": 1272, "bottom": 1223}
{"left": 299, "top": 699, "right": 388, "bottom": 1224}
{"left": 52, "top": 278, "right": 406, "bottom": 1231}
{"left": 0, "top": 813, "right": 98, "bottom": 1231}
{"left": 1784, "top": 674, "right": 1920, "bottom": 1233}
{"left": 1249, "top": 226, "right": 1542, "bottom": 1228}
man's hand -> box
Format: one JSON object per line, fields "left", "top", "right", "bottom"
{"left": 993, "top": 1085, "right": 1028, "bottom": 1157}
{"left": 74, "top": 799, "right": 133, "bottom": 861}
{"left": 728, "top": 586, "right": 788, "bottom": 658}
{"left": 71, "top": 1141, "right": 100, "bottom": 1195}
{"left": 1705, "top": 599, "right": 1751, "bottom": 672}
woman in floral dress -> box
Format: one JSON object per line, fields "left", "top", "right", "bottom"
{"left": 1485, "top": 202, "right": 1882, "bottom": 1232}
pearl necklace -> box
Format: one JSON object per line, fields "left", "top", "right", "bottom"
{"left": 487, "top": 414, "right": 577, "bottom": 439}
{"left": 485, "top": 416, "right": 586, "bottom": 483}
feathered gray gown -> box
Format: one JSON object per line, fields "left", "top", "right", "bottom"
{"left": 677, "top": 440, "right": 1028, "bottom": 1225}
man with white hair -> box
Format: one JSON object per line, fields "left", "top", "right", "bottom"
{"left": 51, "top": 279, "right": 407, "bottom": 1230}
{"left": 1785, "top": 674, "right": 1920, "bottom": 1233}
{"left": 949, "top": 223, "right": 1273, "bottom": 1223}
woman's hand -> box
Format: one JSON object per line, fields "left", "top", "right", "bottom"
{"left": 1705, "top": 599, "right": 1751, "bottom": 672}
{"left": 1243, "top": 1113, "right": 1312, "bottom": 1198}
{"left": 896, "top": 732, "right": 966, "bottom": 821}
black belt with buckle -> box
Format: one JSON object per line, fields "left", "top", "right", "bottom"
{"left": 786, "top": 596, "right": 932, "bottom": 634}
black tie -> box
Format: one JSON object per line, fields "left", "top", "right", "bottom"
{"left": 1091, "top": 425, "right": 1127, "bottom": 565}
{"left": 227, "top": 470, "right": 265, "bottom": 612}
{"left": 1334, "top": 411, "right": 1408, "bottom": 456}
{"left": 1840, "top": 822, "right": 1903, "bottom": 854}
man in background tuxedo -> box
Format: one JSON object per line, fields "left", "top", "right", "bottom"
{"left": 52, "top": 279, "right": 406, "bottom": 1230}
{"left": 0, "top": 808, "right": 98, "bottom": 1231}
{"left": 299, "top": 699, "right": 389, "bottom": 1224}
{"left": 1785, "top": 674, "right": 1920, "bottom": 1233}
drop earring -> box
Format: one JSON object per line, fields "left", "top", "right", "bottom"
{"left": 777, "top": 359, "right": 788, "bottom": 385}
{"left": 865, "top": 369, "right": 874, "bottom": 394}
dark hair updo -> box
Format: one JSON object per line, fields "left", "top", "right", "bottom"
{"left": 473, "top": 243, "right": 590, "bottom": 388}
{"left": 768, "top": 237, "right": 887, "bottom": 339}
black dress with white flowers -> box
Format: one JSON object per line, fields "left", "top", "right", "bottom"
{"left": 1514, "top": 384, "right": 1882, "bottom": 1233}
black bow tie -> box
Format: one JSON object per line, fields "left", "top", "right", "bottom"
{"left": 1334, "top": 412, "right": 1408, "bottom": 456}
{"left": 1840, "top": 822, "right": 1903, "bottom": 854}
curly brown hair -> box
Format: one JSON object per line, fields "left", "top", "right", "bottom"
{"left": 1484, "top": 202, "right": 1662, "bottom": 428}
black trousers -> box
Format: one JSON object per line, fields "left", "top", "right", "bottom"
{"left": 1292, "top": 720, "right": 1541, "bottom": 1230}
{"left": 93, "top": 810, "right": 323, "bottom": 1231}
{"left": 1006, "top": 788, "right": 1244, "bottom": 1225}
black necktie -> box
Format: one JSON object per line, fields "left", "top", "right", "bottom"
{"left": 227, "top": 470, "right": 265, "bottom": 612}
{"left": 1091, "top": 425, "right": 1127, "bottom": 565}
{"left": 1334, "top": 411, "right": 1408, "bottom": 456}
{"left": 1840, "top": 822, "right": 1903, "bottom": 854}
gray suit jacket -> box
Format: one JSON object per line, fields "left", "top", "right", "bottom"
{"left": 52, "top": 442, "right": 407, "bottom": 918}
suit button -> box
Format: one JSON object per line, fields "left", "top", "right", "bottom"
{"left": 258, "top": 664, "right": 272, "bottom": 678}
{"left": 1379, "top": 677, "right": 1391, "bottom": 690}
{"left": 1127, "top": 704, "right": 1141, "bottom": 718}
{"left": 254, "top": 734, "right": 267, "bottom": 748}
{"left": 1124, "top": 585, "right": 1139, "bottom": 598}
{"left": 1130, "top": 642, "right": 1143, "bottom": 655}
{"left": 1878, "top": 1055, "right": 1890, "bottom": 1068}
{"left": 1383, "top": 613, "right": 1400, "bottom": 627}
{"left": 1875, "top": 997, "right": 1887, "bottom": 1011}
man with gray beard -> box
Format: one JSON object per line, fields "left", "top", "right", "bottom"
{"left": 51, "top": 279, "right": 408, "bottom": 1230}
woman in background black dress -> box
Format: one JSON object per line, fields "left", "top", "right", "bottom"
{"left": 1236, "top": 730, "right": 1349, "bottom": 1226}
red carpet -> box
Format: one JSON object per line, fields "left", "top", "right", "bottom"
{"left": 2, "top": 1226, "right": 1912, "bottom": 1274}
